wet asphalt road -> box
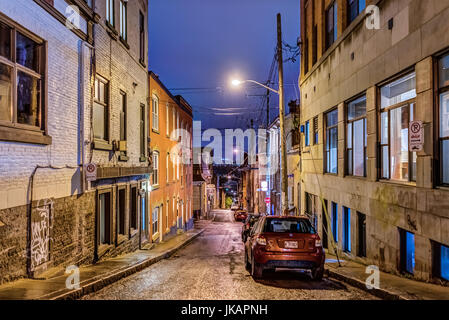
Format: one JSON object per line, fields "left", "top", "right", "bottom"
{"left": 82, "top": 209, "right": 377, "bottom": 300}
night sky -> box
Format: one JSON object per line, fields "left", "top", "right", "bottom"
{"left": 148, "top": 0, "right": 300, "bottom": 133}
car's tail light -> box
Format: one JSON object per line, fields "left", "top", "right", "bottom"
{"left": 315, "top": 239, "right": 322, "bottom": 247}
{"left": 256, "top": 236, "right": 267, "bottom": 246}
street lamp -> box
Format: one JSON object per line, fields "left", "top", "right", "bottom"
{"left": 231, "top": 79, "right": 279, "bottom": 94}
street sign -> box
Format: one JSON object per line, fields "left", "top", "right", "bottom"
{"left": 409, "top": 121, "right": 424, "bottom": 152}
{"left": 261, "top": 181, "right": 268, "bottom": 192}
{"left": 265, "top": 197, "right": 271, "bottom": 204}
{"left": 85, "top": 163, "right": 97, "bottom": 182}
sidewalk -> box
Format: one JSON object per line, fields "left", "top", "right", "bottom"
{"left": 325, "top": 253, "right": 449, "bottom": 300}
{"left": 0, "top": 228, "right": 204, "bottom": 300}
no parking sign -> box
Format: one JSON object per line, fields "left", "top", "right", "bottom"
{"left": 409, "top": 121, "right": 424, "bottom": 152}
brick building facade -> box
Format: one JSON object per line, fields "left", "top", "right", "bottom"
{"left": 299, "top": 0, "right": 449, "bottom": 283}
{"left": 0, "top": 0, "right": 149, "bottom": 284}
{"left": 148, "top": 72, "right": 194, "bottom": 242}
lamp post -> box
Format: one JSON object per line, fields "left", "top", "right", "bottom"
{"left": 231, "top": 14, "right": 288, "bottom": 216}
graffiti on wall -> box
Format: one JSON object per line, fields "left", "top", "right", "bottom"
{"left": 30, "top": 198, "right": 54, "bottom": 271}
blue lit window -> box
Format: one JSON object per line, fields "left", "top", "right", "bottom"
{"left": 305, "top": 121, "right": 310, "bottom": 146}
{"left": 343, "top": 207, "right": 351, "bottom": 252}
{"left": 401, "top": 230, "right": 415, "bottom": 274}
{"left": 441, "top": 245, "right": 449, "bottom": 281}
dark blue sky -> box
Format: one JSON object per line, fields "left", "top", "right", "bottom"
{"left": 148, "top": 0, "right": 300, "bottom": 131}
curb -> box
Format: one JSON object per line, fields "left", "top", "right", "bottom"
{"left": 41, "top": 229, "right": 205, "bottom": 300}
{"left": 326, "top": 268, "right": 407, "bottom": 300}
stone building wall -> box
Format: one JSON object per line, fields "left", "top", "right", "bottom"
{"left": 299, "top": 0, "right": 449, "bottom": 282}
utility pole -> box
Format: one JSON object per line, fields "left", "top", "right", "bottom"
{"left": 277, "top": 13, "right": 288, "bottom": 216}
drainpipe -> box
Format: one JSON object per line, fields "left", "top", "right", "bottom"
{"left": 79, "top": 40, "right": 94, "bottom": 194}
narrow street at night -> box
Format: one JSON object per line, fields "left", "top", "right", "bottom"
{"left": 81, "top": 210, "right": 377, "bottom": 300}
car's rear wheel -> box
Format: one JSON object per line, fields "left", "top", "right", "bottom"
{"left": 251, "top": 254, "right": 263, "bottom": 279}
{"left": 311, "top": 266, "right": 324, "bottom": 281}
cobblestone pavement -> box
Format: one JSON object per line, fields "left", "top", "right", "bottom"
{"left": 82, "top": 209, "right": 378, "bottom": 300}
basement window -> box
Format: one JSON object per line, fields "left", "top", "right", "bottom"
{"left": 399, "top": 229, "right": 415, "bottom": 274}
{"left": 332, "top": 202, "right": 338, "bottom": 243}
{"left": 432, "top": 242, "right": 449, "bottom": 281}
{"left": 343, "top": 207, "right": 351, "bottom": 252}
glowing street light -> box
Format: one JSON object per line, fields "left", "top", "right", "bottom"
{"left": 231, "top": 79, "right": 279, "bottom": 94}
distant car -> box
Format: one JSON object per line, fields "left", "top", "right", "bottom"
{"left": 234, "top": 210, "right": 248, "bottom": 222}
{"left": 242, "top": 214, "right": 260, "bottom": 243}
{"left": 244, "top": 215, "right": 325, "bottom": 280}
{"left": 231, "top": 204, "right": 239, "bottom": 211}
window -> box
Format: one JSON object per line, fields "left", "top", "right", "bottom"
{"left": 347, "top": 96, "right": 367, "bottom": 176}
{"left": 304, "top": 37, "right": 309, "bottom": 74}
{"left": 313, "top": 116, "right": 319, "bottom": 144}
{"left": 177, "top": 155, "right": 180, "bottom": 180}
{"left": 312, "top": 25, "right": 317, "bottom": 65}
{"left": 106, "top": 0, "right": 114, "bottom": 27}
{"left": 325, "top": 109, "right": 338, "bottom": 174}
{"left": 347, "top": 0, "right": 366, "bottom": 25}
{"left": 94, "top": 75, "right": 109, "bottom": 141}
{"left": 332, "top": 202, "right": 338, "bottom": 243}
{"left": 117, "top": 188, "right": 126, "bottom": 236}
{"left": 0, "top": 20, "right": 47, "bottom": 138}
{"left": 166, "top": 200, "right": 170, "bottom": 230}
{"left": 326, "top": 1, "right": 338, "bottom": 50}
{"left": 399, "top": 229, "right": 415, "bottom": 274}
{"left": 263, "top": 218, "right": 315, "bottom": 234}
{"left": 119, "top": 91, "right": 127, "bottom": 158}
{"left": 119, "top": 0, "right": 127, "bottom": 41}
{"left": 166, "top": 103, "right": 170, "bottom": 136}
{"left": 152, "top": 94, "right": 159, "bottom": 131}
{"left": 173, "top": 155, "right": 176, "bottom": 181}
{"left": 305, "top": 120, "right": 310, "bottom": 146}
{"left": 172, "top": 107, "right": 176, "bottom": 139}
{"left": 140, "top": 104, "right": 146, "bottom": 159}
{"left": 98, "top": 192, "right": 112, "bottom": 245}
{"left": 343, "top": 207, "right": 351, "bottom": 252}
{"left": 166, "top": 153, "right": 169, "bottom": 183}
{"left": 438, "top": 54, "right": 449, "bottom": 185}
{"left": 152, "top": 207, "right": 159, "bottom": 235}
{"left": 139, "top": 11, "right": 145, "bottom": 63}
{"left": 153, "top": 151, "right": 159, "bottom": 186}
{"left": 432, "top": 242, "right": 449, "bottom": 281}
{"left": 380, "top": 72, "right": 417, "bottom": 181}
{"left": 357, "top": 212, "right": 366, "bottom": 257}
{"left": 130, "top": 186, "right": 137, "bottom": 230}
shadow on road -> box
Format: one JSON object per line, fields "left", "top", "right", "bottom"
{"left": 253, "top": 269, "right": 349, "bottom": 291}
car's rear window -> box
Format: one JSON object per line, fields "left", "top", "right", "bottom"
{"left": 263, "top": 218, "right": 315, "bottom": 234}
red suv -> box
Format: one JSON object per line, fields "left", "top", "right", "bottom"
{"left": 234, "top": 210, "right": 248, "bottom": 222}
{"left": 244, "top": 215, "right": 325, "bottom": 280}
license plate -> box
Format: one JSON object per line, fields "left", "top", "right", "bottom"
{"left": 285, "top": 241, "right": 298, "bottom": 249}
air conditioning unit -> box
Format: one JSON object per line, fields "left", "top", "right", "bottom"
{"left": 118, "top": 140, "right": 127, "bottom": 152}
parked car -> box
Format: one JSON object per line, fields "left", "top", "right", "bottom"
{"left": 234, "top": 210, "right": 248, "bottom": 222}
{"left": 244, "top": 215, "right": 325, "bottom": 280}
{"left": 241, "top": 214, "right": 260, "bottom": 243}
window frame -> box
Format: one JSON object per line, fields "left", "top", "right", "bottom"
{"left": 119, "top": 0, "right": 127, "bottom": 42}
{"left": 347, "top": 0, "right": 366, "bottom": 26}
{"left": 139, "top": 10, "right": 145, "bottom": 65}
{"left": 325, "top": 0, "right": 338, "bottom": 50}
{"left": 325, "top": 108, "right": 339, "bottom": 174}
{"left": 152, "top": 94, "right": 159, "bottom": 132}
{"left": 152, "top": 207, "right": 159, "bottom": 236}
{"left": 93, "top": 74, "right": 110, "bottom": 146}
{"left": 346, "top": 95, "right": 367, "bottom": 177}
{"left": 106, "top": 0, "right": 114, "bottom": 27}
{"left": 378, "top": 72, "right": 417, "bottom": 182}
{"left": 153, "top": 150, "right": 159, "bottom": 186}
{"left": 140, "top": 103, "right": 146, "bottom": 161}
{"left": 0, "top": 14, "right": 50, "bottom": 145}
{"left": 97, "top": 189, "right": 113, "bottom": 247}
{"left": 437, "top": 53, "right": 449, "bottom": 186}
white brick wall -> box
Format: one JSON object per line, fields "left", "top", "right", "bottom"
{"left": 0, "top": 0, "right": 89, "bottom": 210}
